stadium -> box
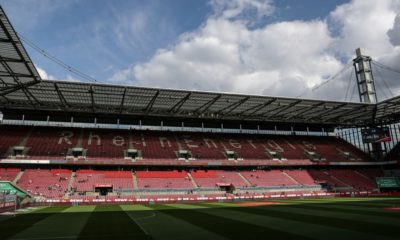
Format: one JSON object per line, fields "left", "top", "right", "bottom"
{"left": 1, "top": 2, "right": 400, "bottom": 240}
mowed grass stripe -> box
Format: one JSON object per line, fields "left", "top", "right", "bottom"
{"left": 278, "top": 198, "right": 400, "bottom": 206}
{"left": 77, "top": 205, "right": 152, "bottom": 240}
{"left": 224, "top": 204, "right": 398, "bottom": 238}
{"left": 9, "top": 206, "right": 95, "bottom": 240}
{"left": 337, "top": 200, "right": 400, "bottom": 207}
{"left": 193, "top": 203, "right": 388, "bottom": 240}
{"left": 279, "top": 204, "right": 400, "bottom": 226}
{"left": 290, "top": 202, "right": 400, "bottom": 219}
{"left": 288, "top": 199, "right": 400, "bottom": 210}
{"left": 0, "top": 206, "right": 70, "bottom": 240}
{"left": 330, "top": 200, "right": 400, "bottom": 208}
{"left": 150, "top": 204, "right": 314, "bottom": 240}
{"left": 121, "top": 205, "right": 228, "bottom": 240}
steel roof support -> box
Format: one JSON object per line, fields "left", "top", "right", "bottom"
{"left": 376, "top": 97, "right": 400, "bottom": 115}
{"left": 320, "top": 108, "right": 362, "bottom": 121}
{"left": 21, "top": 88, "right": 41, "bottom": 105}
{"left": 0, "top": 57, "right": 26, "bottom": 63}
{"left": 240, "top": 98, "right": 277, "bottom": 116}
{"left": 265, "top": 100, "right": 302, "bottom": 117}
{"left": 89, "top": 85, "right": 95, "bottom": 110}
{"left": 145, "top": 90, "right": 159, "bottom": 112}
{"left": 0, "top": 62, "right": 40, "bottom": 105}
{"left": 0, "top": 7, "right": 40, "bottom": 81}
{"left": 54, "top": 82, "right": 68, "bottom": 108}
{"left": 169, "top": 92, "right": 191, "bottom": 113}
{"left": 0, "top": 37, "right": 14, "bottom": 43}
{"left": 0, "top": 61, "right": 34, "bottom": 97}
{"left": 0, "top": 72, "right": 35, "bottom": 78}
{"left": 285, "top": 102, "right": 325, "bottom": 120}
{"left": 194, "top": 94, "right": 221, "bottom": 114}
{"left": 119, "top": 87, "right": 127, "bottom": 113}
{"left": 304, "top": 103, "right": 348, "bottom": 120}
{"left": 218, "top": 97, "right": 250, "bottom": 115}
{"left": 322, "top": 105, "right": 368, "bottom": 121}
{"left": 0, "top": 95, "right": 10, "bottom": 103}
{"left": 340, "top": 106, "right": 375, "bottom": 121}
{"left": 19, "top": 88, "right": 35, "bottom": 106}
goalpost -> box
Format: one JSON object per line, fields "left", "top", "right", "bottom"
{"left": 0, "top": 190, "right": 17, "bottom": 216}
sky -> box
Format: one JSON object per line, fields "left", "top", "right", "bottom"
{"left": 1, "top": 0, "right": 400, "bottom": 102}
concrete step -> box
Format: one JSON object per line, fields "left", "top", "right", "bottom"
{"left": 282, "top": 171, "right": 300, "bottom": 185}
{"left": 238, "top": 172, "right": 251, "bottom": 186}
{"left": 13, "top": 171, "right": 24, "bottom": 184}
{"left": 187, "top": 173, "right": 199, "bottom": 188}
{"left": 324, "top": 171, "right": 351, "bottom": 187}
{"left": 65, "top": 172, "right": 76, "bottom": 198}
{"left": 132, "top": 173, "right": 139, "bottom": 189}
{"left": 18, "top": 127, "right": 34, "bottom": 147}
{"left": 355, "top": 170, "right": 375, "bottom": 184}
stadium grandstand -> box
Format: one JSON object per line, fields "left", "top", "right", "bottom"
{"left": 0, "top": 5, "right": 399, "bottom": 209}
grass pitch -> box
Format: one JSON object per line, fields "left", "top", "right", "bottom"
{"left": 1, "top": 197, "right": 400, "bottom": 240}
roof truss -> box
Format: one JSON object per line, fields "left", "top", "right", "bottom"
{"left": 0, "top": 79, "right": 381, "bottom": 127}
{"left": 0, "top": 7, "right": 41, "bottom": 97}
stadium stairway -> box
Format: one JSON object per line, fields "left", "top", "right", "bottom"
{"left": 132, "top": 173, "right": 139, "bottom": 189}
{"left": 282, "top": 171, "right": 300, "bottom": 185}
{"left": 175, "top": 136, "right": 184, "bottom": 151}
{"left": 355, "top": 170, "right": 376, "bottom": 182}
{"left": 13, "top": 170, "right": 24, "bottom": 184}
{"left": 326, "top": 171, "right": 352, "bottom": 188}
{"left": 238, "top": 172, "right": 252, "bottom": 186}
{"left": 18, "top": 127, "right": 34, "bottom": 147}
{"left": 220, "top": 140, "right": 229, "bottom": 152}
{"left": 66, "top": 172, "right": 76, "bottom": 196}
{"left": 187, "top": 173, "right": 199, "bottom": 188}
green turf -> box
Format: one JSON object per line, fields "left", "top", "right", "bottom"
{"left": 1, "top": 197, "right": 400, "bottom": 240}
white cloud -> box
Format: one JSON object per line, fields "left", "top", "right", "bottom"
{"left": 210, "top": 0, "right": 274, "bottom": 20}
{"left": 36, "top": 66, "right": 80, "bottom": 82}
{"left": 36, "top": 66, "right": 56, "bottom": 80}
{"left": 388, "top": 15, "right": 400, "bottom": 46}
{"left": 111, "top": 0, "right": 400, "bottom": 101}
{"left": 64, "top": 75, "right": 81, "bottom": 82}
{"left": 109, "top": 67, "right": 133, "bottom": 84}
{"left": 330, "top": 0, "right": 398, "bottom": 57}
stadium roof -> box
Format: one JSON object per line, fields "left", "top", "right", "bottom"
{"left": 0, "top": 7, "right": 41, "bottom": 98}
{"left": 0, "top": 79, "right": 380, "bottom": 126}
{"left": 375, "top": 95, "right": 400, "bottom": 123}
{"left": 0, "top": 6, "right": 398, "bottom": 127}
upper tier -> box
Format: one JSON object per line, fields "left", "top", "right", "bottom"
{"left": 0, "top": 125, "right": 371, "bottom": 166}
